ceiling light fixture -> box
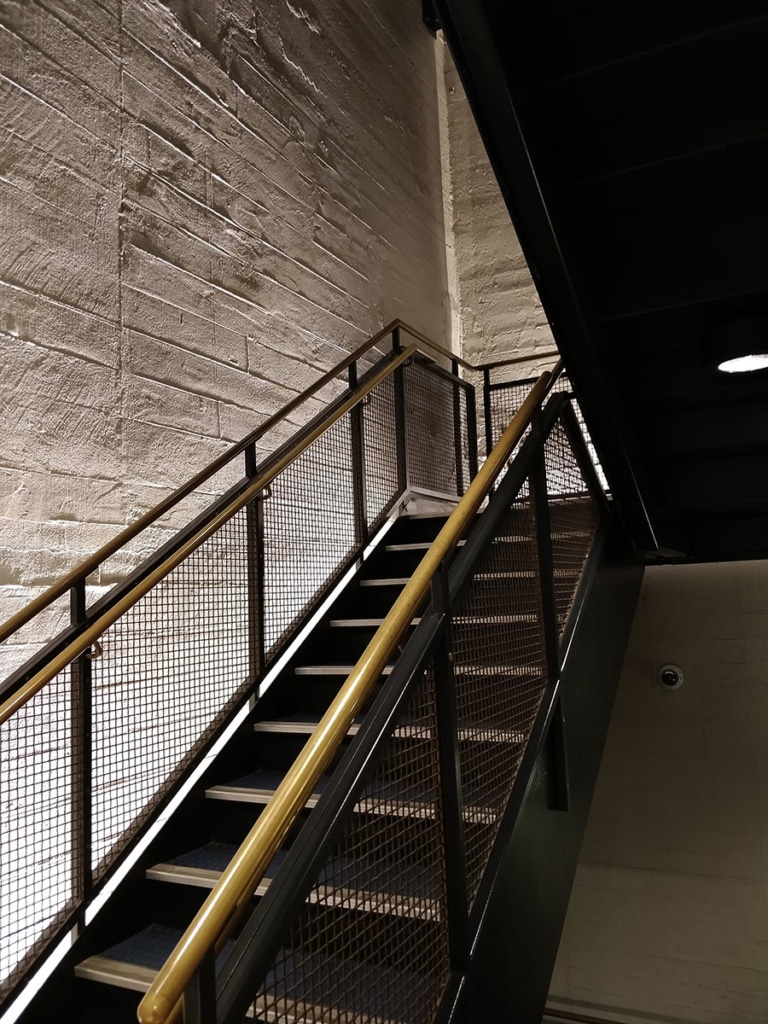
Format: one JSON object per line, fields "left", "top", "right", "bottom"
{"left": 708, "top": 314, "right": 768, "bottom": 375}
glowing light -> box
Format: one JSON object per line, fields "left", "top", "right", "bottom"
{"left": 717, "top": 353, "right": 768, "bottom": 374}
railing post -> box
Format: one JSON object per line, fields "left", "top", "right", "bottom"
{"left": 392, "top": 326, "right": 409, "bottom": 494}
{"left": 348, "top": 360, "right": 369, "bottom": 547}
{"left": 245, "top": 444, "right": 265, "bottom": 681}
{"left": 70, "top": 580, "right": 92, "bottom": 913}
{"left": 431, "top": 564, "right": 470, "bottom": 971}
{"left": 183, "top": 947, "right": 217, "bottom": 1024}
{"left": 530, "top": 410, "right": 570, "bottom": 812}
{"left": 465, "top": 384, "right": 479, "bottom": 481}
{"left": 451, "top": 359, "right": 465, "bottom": 496}
{"left": 482, "top": 367, "right": 493, "bottom": 457}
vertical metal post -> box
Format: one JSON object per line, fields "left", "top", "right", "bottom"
{"left": 245, "top": 444, "right": 265, "bottom": 682}
{"left": 465, "top": 384, "right": 479, "bottom": 481}
{"left": 348, "top": 360, "right": 368, "bottom": 547}
{"left": 482, "top": 368, "right": 493, "bottom": 458}
{"left": 530, "top": 411, "right": 570, "bottom": 811}
{"left": 431, "top": 565, "right": 470, "bottom": 970}
{"left": 70, "top": 580, "right": 92, "bottom": 911}
{"left": 183, "top": 947, "right": 217, "bottom": 1024}
{"left": 451, "top": 359, "right": 465, "bottom": 497}
{"left": 392, "top": 326, "right": 409, "bottom": 495}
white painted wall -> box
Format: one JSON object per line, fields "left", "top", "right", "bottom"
{"left": 548, "top": 560, "right": 768, "bottom": 1024}
{"left": 440, "top": 44, "right": 556, "bottom": 368}
{"left": 0, "top": 0, "right": 453, "bottom": 673}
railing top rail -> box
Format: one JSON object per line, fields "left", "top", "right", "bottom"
{"left": 136, "top": 359, "right": 564, "bottom": 1024}
{"left": 0, "top": 319, "right": 558, "bottom": 647}
{"left": 0, "top": 346, "right": 417, "bottom": 726}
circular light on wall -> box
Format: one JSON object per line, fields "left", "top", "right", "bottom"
{"left": 718, "top": 353, "right": 768, "bottom": 374}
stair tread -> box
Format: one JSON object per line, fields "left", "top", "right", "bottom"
{"left": 254, "top": 714, "right": 525, "bottom": 744}
{"left": 255, "top": 948, "right": 441, "bottom": 1024}
{"left": 360, "top": 577, "right": 411, "bottom": 586}
{"left": 149, "top": 846, "right": 442, "bottom": 918}
{"left": 75, "top": 924, "right": 235, "bottom": 994}
{"left": 207, "top": 771, "right": 501, "bottom": 823}
{"left": 330, "top": 617, "right": 422, "bottom": 627}
{"left": 295, "top": 664, "right": 395, "bottom": 676}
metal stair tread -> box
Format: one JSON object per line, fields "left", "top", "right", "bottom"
{"left": 207, "top": 771, "right": 499, "bottom": 823}
{"left": 359, "top": 577, "right": 411, "bottom": 586}
{"left": 75, "top": 924, "right": 236, "bottom": 995}
{"left": 254, "top": 947, "right": 442, "bottom": 1024}
{"left": 384, "top": 540, "right": 465, "bottom": 551}
{"left": 254, "top": 714, "right": 525, "bottom": 745}
{"left": 295, "top": 664, "right": 395, "bottom": 676}
{"left": 147, "top": 844, "right": 286, "bottom": 894}
{"left": 330, "top": 617, "right": 422, "bottom": 627}
{"left": 148, "top": 847, "right": 442, "bottom": 920}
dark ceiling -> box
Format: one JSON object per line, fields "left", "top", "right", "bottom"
{"left": 431, "top": 0, "right": 768, "bottom": 561}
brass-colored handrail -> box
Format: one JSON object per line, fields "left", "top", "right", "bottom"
{"left": 0, "top": 346, "right": 417, "bottom": 728}
{"left": 136, "top": 360, "right": 563, "bottom": 1024}
{"left": 0, "top": 320, "right": 557, "bottom": 646}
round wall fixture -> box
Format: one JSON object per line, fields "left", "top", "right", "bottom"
{"left": 657, "top": 663, "right": 684, "bottom": 690}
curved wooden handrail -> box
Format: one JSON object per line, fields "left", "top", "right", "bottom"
{"left": 136, "top": 361, "right": 563, "bottom": 1024}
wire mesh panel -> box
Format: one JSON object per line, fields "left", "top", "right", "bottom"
{"left": 450, "top": 494, "right": 548, "bottom": 906}
{"left": 544, "top": 420, "right": 601, "bottom": 636}
{"left": 0, "top": 667, "right": 78, "bottom": 1000}
{"left": 263, "top": 416, "right": 356, "bottom": 661}
{"left": 487, "top": 376, "right": 571, "bottom": 452}
{"left": 250, "top": 666, "right": 451, "bottom": 1024}
{"left": 403, "top": 362, "right": 461, "bottom": 497}
{"left": 362, "top": 374, "right": 400, "bottom": 532}
{"left": 90, "top": 509, "right": 253, "bottom": 877}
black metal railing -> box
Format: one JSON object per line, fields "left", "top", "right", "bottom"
{"left": 0, "top": 328, "right": 482, "bottom": 1010}
{"left": 190, "top": 391, "right": 608, "bottom": 1024}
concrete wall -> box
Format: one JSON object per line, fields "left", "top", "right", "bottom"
{"left": 439, "top": 44, "right": 555, "bottom": 369}
{"left": 0, "top": 0, "right": 453, "bottom": 673}
{"left": 548, "top": 560, "right": 768, "bottom": 1024}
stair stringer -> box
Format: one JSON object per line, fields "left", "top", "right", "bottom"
{"left": 453, "top": 513, "right": 643, "bottom": 1024}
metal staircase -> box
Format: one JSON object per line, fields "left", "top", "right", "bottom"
{"left": 1, "top": 322, "right": 641, "bottom": 1024}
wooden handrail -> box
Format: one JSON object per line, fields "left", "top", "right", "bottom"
{"left": 136, "top": 361, "right": 563, "bottom": 1024}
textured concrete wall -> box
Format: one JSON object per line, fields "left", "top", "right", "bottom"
{"left": 441, "top": 47, "right": 556, "bottom": 368}
{"left": 0, "top": 0, "right": 452, "bottom": 672}
{"left": 548, "top": 561, "right": 768, "bottom": 1024}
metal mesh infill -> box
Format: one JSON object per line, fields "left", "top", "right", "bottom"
{"left": 544, "top": 420, "right": 600, "bottom": 635}
{"left": 450, "top": 495, "right": 548, "bottom": 906}
{"left": 251, "top": 667, "right": 451, "bottom": 1024}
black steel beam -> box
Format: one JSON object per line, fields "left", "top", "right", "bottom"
{"left": 431, "top": 0, "right": 664, "bottom": 555}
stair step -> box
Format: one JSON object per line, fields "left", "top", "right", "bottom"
{"left": 254, "top": 948, "right": 441, "bottom": 1024}
{"left": 453, "top": 614, "right": 538, "bottom": 624}
{"left": 75, "top": 925, "right": 186, "bottom": 993}
{"left": 147, "top": 844, "right": 285, "bottom": 893}
{"left": 254, "top": 715, "right": 524, "bottom": 744}
{"left": 148, "top": 847, "right": 441, "bottom": 920}
{"left": 295, "top": 664, "right": 395, "bottom": 676}
{"left": 385, "top": 540, "right": 465, "bottom": 552}
{"left": 207, "top": 772, "right": 498, "bottom": 824}
{"left": 330, "top": 617, "right": 422, "bottom": 628}
{"left": 360, "top": 577, "right": 410, "bottom": 587}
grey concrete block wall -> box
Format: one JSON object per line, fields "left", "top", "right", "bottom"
{"left": 0, "top": 0, "right": 458, "bottom": 667}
